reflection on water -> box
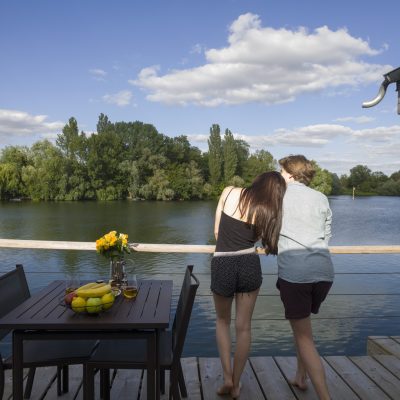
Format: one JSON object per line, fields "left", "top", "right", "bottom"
{"left": 0, "top": 196, "right": 399, "bottom": 357}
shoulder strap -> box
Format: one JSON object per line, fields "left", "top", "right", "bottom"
{"left": 222, "top": 187, "right": 235, "bottom": 209}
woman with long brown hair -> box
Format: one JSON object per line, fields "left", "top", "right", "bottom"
{"left": 211, "top": 171, "right": 286, "bottom": 398}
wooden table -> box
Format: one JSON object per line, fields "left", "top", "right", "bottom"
{"left": 0, "top": 279, "right": 173, "bottom": 400}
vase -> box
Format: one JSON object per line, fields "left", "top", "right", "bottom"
{"left": 110, "top": 258, "right": 126, "bottom": 288}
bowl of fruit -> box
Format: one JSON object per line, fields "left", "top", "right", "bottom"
{"left": 63, "top": 281, "right": 116, "bottom": 314}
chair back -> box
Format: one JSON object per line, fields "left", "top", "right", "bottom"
{"left": 0, "top": 264, "right": 30, "bottom": 340}
{"left": 171, "top": 265, "right": 199, "bottom": 364}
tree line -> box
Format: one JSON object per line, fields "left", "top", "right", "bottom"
{"left": 0, "top": 114, "right": 399, "bottom": 201}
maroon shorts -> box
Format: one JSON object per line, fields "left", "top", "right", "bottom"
{"left": 276, "top": 278, "right": 332, "bottom": 320}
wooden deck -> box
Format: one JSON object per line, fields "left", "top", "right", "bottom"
{"left": 2, "top": 353, "right": 400, "bottom": 399}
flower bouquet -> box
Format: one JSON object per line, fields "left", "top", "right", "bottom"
{"left": 96, "top": 231, "right": 130, "bottom": 289}
{"left": 96, "top": 231, "right": 130, "bottom": 259}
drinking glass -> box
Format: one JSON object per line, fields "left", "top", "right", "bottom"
{"left": 65, "top": 272, "right": 80, "bottom": 294}
{"left": 123, "top": 274, "right": 138, "bottom": 299}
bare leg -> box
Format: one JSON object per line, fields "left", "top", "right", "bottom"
{"left": 213, "top": 292, "right": 234, "bottom": 395}
{"left": 230, "top": 289, "right": 259, "bottom": 399}
{"left": 289, "top": 317, "right": 331, "bottom": 400}
{"left": 290, "top": 349, "right": 308, "bottom": 390}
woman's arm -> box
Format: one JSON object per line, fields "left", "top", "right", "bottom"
{"left": 214, "top": 186, "right": 233, "bottom": 240}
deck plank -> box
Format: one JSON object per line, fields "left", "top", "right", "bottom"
{"left": 111, "top": 369, "right": 142, "bottom": 399}
{"left": 236, "top": 359, "right": 265, "bottom": 399}
{"left": 391, "top": 336, "right": 400, "bottom": 344}
{"left": 321, "top": 358, "right": 359, "bottom": 400}
{"left": 199, "top": 357, "right": 265, "bottom": 399}
{"left": 198, "top": 357, "right": 225, "bottom": 400}
{"left": 29, "top": 367, "right": 57, "bottom": 399}
{"left": 368, "top": 336, "right": 400, "bottom": 357}
{"left": 274, "top": 356, "right": 318, "bottom": 399}
{"left": 44, "top": 365, "right": 84, "bottom": 399}
{"left": 2, "top": 369, "right": 13, "bottom": 400}
{"left": 325, "top": 355, "right": 391, "bottom": 399}
{"left": 250, "top": 356, "right": 296, "bottom": 400}
{"left": 4, "top": 355, "right": 400, "bottom": 399}
{"left": 351, "top": 356, "right": 400, "bottom": 400}
{"left": 181, "top": 357, "right": 202, "bottom": 400}
{"left": 373, "top": 355, "right": 400, "bottom": 379}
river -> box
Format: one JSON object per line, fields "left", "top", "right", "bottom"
{"left": 0, "top": 196, "right": 399, "bottom": 357}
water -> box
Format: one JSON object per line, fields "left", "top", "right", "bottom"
{"left": 0, "top": 196, "right": 399, "bottom": 358}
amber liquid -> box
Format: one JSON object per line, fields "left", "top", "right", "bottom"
{"left": 123, "top": 286, "right": 138, "bottom": 299}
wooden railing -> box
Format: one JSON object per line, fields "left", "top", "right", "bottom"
{"left": 0, "top": 239, "right": 400, "bottom": 254}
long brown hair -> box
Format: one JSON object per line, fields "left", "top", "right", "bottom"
{"left": 239, "top": 171, "right": 286, "bottom": 255}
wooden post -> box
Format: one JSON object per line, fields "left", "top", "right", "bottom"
{"left": 352, "top": 186, "right": 355, "bottom": 200}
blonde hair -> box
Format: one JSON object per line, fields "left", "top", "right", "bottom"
{"left": 279, "top": 155, "right": 315, "bottom": 186}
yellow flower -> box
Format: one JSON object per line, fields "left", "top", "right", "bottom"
{"left": 96, "top": 230, "right": 130, "bottom": 258}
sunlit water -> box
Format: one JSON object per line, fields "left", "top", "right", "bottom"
{"left": 0, "top": 196, "right": 399, "bottom": 357}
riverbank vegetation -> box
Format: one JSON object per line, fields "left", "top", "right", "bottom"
{"left": 0, "top": 114, "right": 399, "bottom": 200}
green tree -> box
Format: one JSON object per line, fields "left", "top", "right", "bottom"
{"left": 96, "top": 113, "right": 112, "bottom": 134}
{"left": 349, "top": 165, "right": 371, "bottom": 189}
{"left": 0, "top": 163, "right": 21, "bottom": 199}
{"left": 207, "top": 124, "right": 223, "bottom": 186}
{"left": 330, "top": 173, "right": 342, "bottom": 195}
{"left": 242, "top": 150, "right": 276, "bottom": 185}
{"left": 377, "top": 179, "right": 400, "bottom": 195}
{"left": 140, "top": 169, "right": 174, "bottom": 200}
{"left": 310, "top": 162, "right": 333, "bottom": 195}
{"left": 86, "top": 129, "right": 127, "bottom": 199}
{"left": 0, "top": 146, "right": 29, "bottom": 198}
{"left": 390, "top": 171, "right": 400, "bottom": 181}
{"left": 234, "top": 139, "right": 250, "bottom": 177}
{"left": 21, "top": 140, "right": 64, "bottom": 200}
{"left": 222, "top": 129, "right": 237, "bottom": 184}
{"left": 56, "top": 117, "right": 83, "bottom": 160}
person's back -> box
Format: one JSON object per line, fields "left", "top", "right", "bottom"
{"left": 278, "top": 181, "right": 334, "bottom": 283}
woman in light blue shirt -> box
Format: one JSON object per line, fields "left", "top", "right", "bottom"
{"left": 278, "top": 155, "right": 333, "bottom": 400}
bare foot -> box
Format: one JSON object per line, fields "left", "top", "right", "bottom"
{"left": 217, "top": 382, "right": 233, "bottom": 396}
{"left": 230, "top": 382, "right": 242, "bottom": 399}
{"left": 289, "top": 378, "right": 308, "bottom": 391}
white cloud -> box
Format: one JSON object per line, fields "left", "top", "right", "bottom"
{"left": 131, "top": 13, "right": 391, "bottom": 106}
{"left": 89, "top": 68, "right": 107, "bottom": 80}
{"left": 0, "top": 109, "right": 64, "bottom": 142}
{"left": 102, "top": 90, "right": 133, "bottom": 107}
{"left": 334, "top": 116, "right": 375, "bottom": 124}
{"left": 187, "top": 123, "right": 400, "bottom": 149}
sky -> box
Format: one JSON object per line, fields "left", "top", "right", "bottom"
{"left": 0, "top": 0, "right": 399, "bottom": 175}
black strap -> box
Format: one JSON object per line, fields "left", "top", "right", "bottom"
{"left": 223, "top": 187, "right": 235, "bottom": 209}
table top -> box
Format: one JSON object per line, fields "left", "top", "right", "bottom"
{"left": 0, "top": 279, "right": 173, "bottom": 331}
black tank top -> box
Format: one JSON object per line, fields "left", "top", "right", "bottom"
{"left": 215, "top": 211, "right": 257, "bottom": 252}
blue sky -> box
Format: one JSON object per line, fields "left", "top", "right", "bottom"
{"left": 1, "top": 0, "right": 399, "bottom": 175}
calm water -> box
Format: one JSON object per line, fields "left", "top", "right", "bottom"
{"left": 0, "top": 196, "right": 400, "bottom": 358}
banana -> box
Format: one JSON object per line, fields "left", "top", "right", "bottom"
{"left": 76, "top": 282, "right": 98, "bottom": 291}
{"left": 76, "top": 283, "right": 112, "bottom": 298}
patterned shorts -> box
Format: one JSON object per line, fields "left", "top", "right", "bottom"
{"left": 211, "top": 253, "right": 262, "bottom": 297}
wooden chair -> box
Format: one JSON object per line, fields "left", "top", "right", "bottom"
{"left": 84, "top": 265, "right": 200, "bottom": 399}
{"left": 0, "top": 265, "right": 98, "bottom": 399}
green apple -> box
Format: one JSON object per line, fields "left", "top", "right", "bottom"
{"left": 86, "top": 297, "right": 103, "bottom": 314}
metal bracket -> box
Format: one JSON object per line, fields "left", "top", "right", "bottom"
{"left": 362, "top": 67, "right": 400, "bottom": 114}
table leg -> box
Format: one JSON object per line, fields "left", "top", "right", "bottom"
{"left": 147, "top": 332, "right": 156, "bottom": 400}
{"left": 156, "top": 329, "right": 160, "bottom": 400}
{"left": 12, "top": 330, "right": 24, "bottom": 400}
